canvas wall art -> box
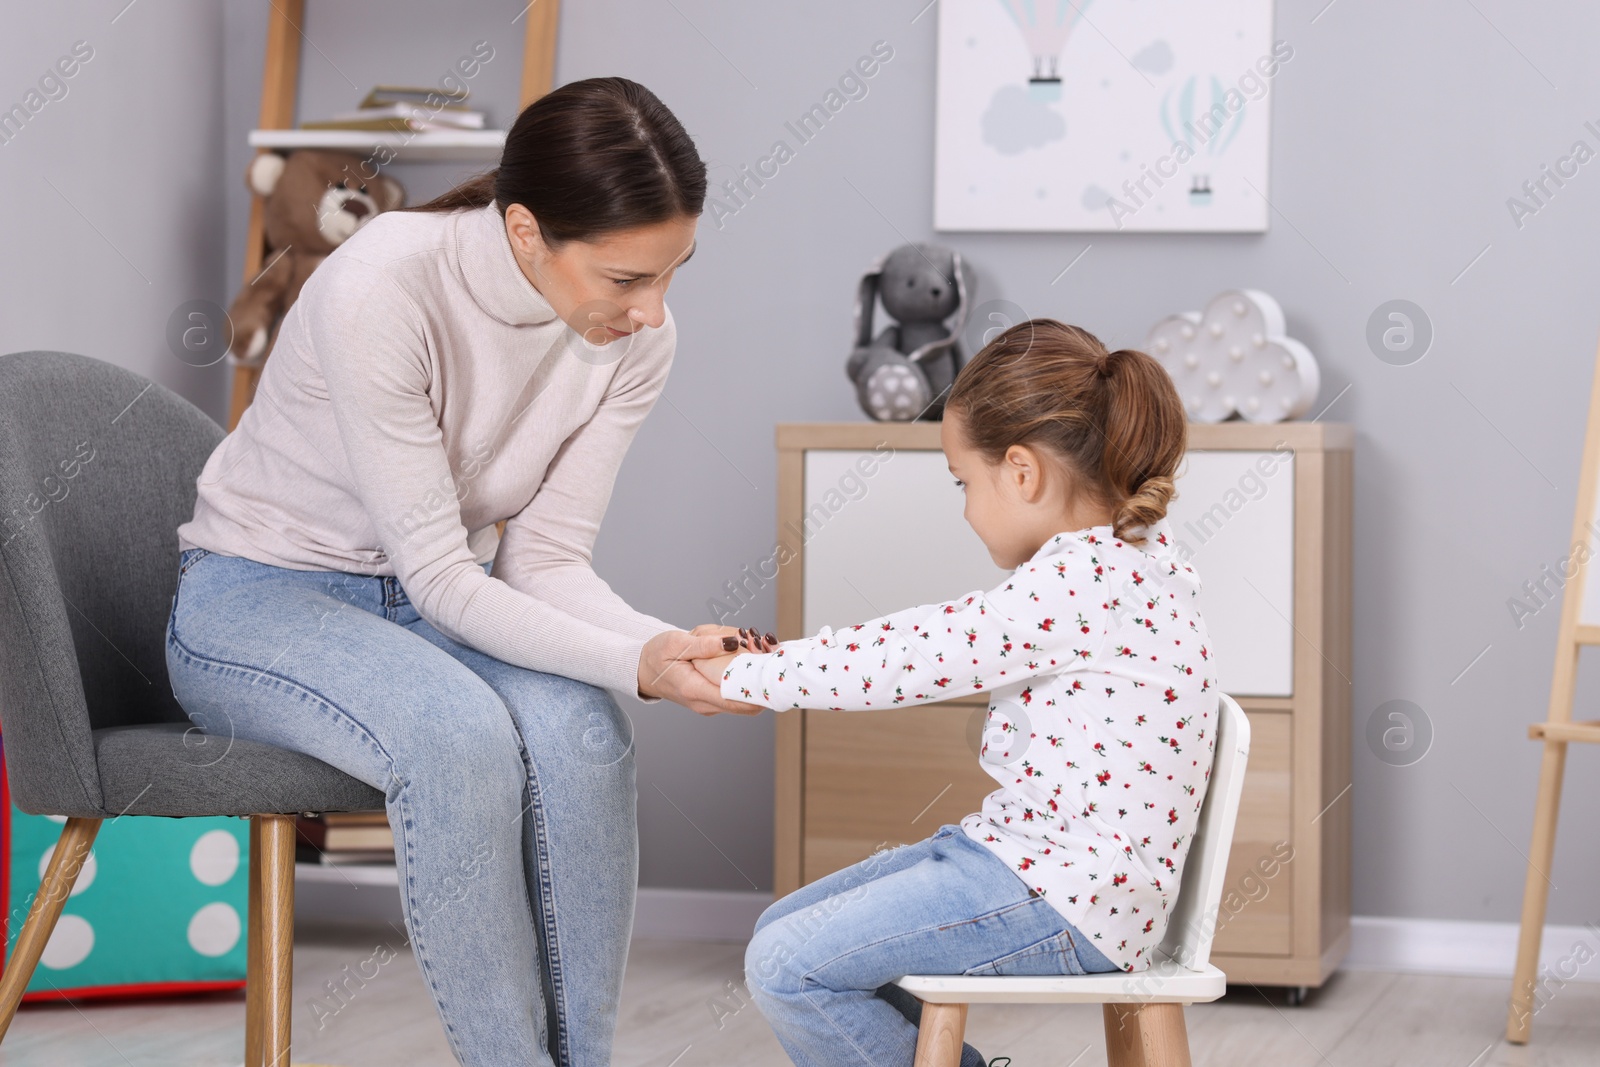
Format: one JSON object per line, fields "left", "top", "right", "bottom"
{"left": 934, "top": 0, "right": 1283, "bottom": 232}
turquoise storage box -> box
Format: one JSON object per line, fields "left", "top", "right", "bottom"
{"left": 1, "top": 761, "right": 249, "bottom": 1002}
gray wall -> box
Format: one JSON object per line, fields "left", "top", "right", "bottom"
{"left": 1, "top": 1, "right": 224, "bottom": 406}
{"left": 9, "top": 1, "right": 1600, "bottom": 927}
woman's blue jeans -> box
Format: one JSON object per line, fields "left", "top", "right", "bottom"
{"left": 745, "top": 823, "right": 1119, "bottom": 1067}
{"left": 164, "top": 547, "right": 637, "bottom": 1067}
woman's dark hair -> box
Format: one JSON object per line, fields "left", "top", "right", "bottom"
{"left": 401, "top": 77, "right": 706, "bottom": 247}
{"left": 946, "top": 319, "right": 1187, "bottom": 546}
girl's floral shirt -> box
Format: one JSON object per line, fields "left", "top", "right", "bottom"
{"left": 720, "top": 518, "right": 1219, "bottom": 973}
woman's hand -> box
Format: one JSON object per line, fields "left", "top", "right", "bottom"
{"left": 637, "top": 629, "right": 768, "bottom": 716}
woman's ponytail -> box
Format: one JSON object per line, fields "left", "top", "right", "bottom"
{"left": 402, "top": 168, "right": 498, "bottom": 213}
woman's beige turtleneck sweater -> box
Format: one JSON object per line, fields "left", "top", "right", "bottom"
{"left": 178, "top": 200, "right": 678, "bottom": 696}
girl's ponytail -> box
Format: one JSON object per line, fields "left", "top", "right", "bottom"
{"left": 946, "top": 324, "right": 1188, "bottom": 546}
{"left": 1099, "top": 348, "right": 1186, "bottom": 544}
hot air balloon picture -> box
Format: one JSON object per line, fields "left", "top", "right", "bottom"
{"left": 1161, "top": 75, "right": 1247, "bottom": 207}
{"left": 933, "top": 0, "right": 1277, "bottom": 233}
{"left": 998, "top": 0, "right": 1091, "bottom": 101}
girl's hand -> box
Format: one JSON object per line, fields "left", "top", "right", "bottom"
{"left": 688, "top": 625, "right": 778, "bottom": 688}
{"left": 693, "top": 651, "right": 741, "bottom": 685}
{"left": 637, "top": 630, "right": 767, "bottom": 716}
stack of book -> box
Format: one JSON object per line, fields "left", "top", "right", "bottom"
{"left": 295, "top": 811, "right": 394, "bottom": 866}
{"left": 300, "top": 85, "right": 487, "bottom": 133}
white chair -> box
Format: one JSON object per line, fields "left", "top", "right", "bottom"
{"left": 896, "top": 692, "right": 1252, "bottom": 1067}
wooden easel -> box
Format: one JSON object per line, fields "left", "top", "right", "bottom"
{"left": 1507, "top": 333, "right": 1600, "bottom": 1044}
{"left": 228, "top": 0, "right": 561, "bottom": 429}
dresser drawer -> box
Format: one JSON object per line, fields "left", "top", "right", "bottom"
{"left": 799, "top": 701, "right": 1296, "bottom": 956}
{"left": 800, "top": 702, "right": 991, "bottom": 885}
{"left": 801, "top": 447, "right": 1295, "bottom": 696}
{"left": 1210, "top": 708, "right": 1295, "bottom": 956}
{"left": 801, "top": 449, "right": 1007, "bottom": 635}
{"left": 1166, "top": 450, "right": 1295, "bottom": 696}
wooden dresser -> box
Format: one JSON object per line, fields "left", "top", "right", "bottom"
{"left": 770, "top": 420, "right": 1352, "bottom": 993}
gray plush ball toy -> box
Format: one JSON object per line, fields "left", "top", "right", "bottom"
{"left": 846, "top": 243, "right": 972, "bottom": 422}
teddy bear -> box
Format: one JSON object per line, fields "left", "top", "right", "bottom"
{"left": 846, "top": 242, "right": 972, "bottom": 421}
{"left": 225, "top": 149, "right": 406, "bottom": 366}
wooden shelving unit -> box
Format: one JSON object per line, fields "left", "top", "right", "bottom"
{"left": 228, "top": 0, "right": 561, "bottom": 429}
{"left": 295, "top": 862, "right": 398, "bottom": 887}
{"left": 246, "top": 128, "right": 505, "bottom": 162}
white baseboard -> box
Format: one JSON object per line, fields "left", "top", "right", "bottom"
{"left": 632, "top": 888, "right": 773, "bottom": 941}
{"left": 294, "top": 870, "right": 772, "bottom": 943}
{"left": 293, "top": 874, "right": 1600, "bottom": 984}
{"left": 1345, "top": 915, "right": 1600, "bottom": 984}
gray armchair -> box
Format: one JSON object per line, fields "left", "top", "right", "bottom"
{"left": 0, "top": 350, "right": 385, "bottom": 1064}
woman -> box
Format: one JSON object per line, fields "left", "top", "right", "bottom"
{"left": 165, "top": 77, "right": 761, "bottom": 1066}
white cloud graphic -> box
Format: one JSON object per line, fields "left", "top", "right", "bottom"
{"left": 981, "top": 84, "right": 1066, "bottom": 155}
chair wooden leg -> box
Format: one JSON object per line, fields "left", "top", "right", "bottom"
{"left": 1507, "top": 737, "right": 1569, "bottom": 1044}
{"left": 1103, "top": 1002, "right": 1193, "bottom": 1067}
{"left": 912, "top": 1000, "right": 968, "bottom": 1067}
{"left": 244, "top": 817, "right": 264, "bottom": 1067}
{"left": 0, "top": 817, "right": 101, "bottom": 1043}
{"left": 254, "top": 815, "right": 296, "bottom": 1067}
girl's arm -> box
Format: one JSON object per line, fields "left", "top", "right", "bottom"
{"left": 715, "top": 543, "right": 1111, "bottom": 711}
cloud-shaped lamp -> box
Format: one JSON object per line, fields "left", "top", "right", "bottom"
{"left": 1144, "top": 289, "right": 1320, "bottom": 423}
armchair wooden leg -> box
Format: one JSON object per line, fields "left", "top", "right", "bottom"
{"left": 0, "top": 816, "right": 101, "bottom": 1043}
{"left": 912, "top": 1000, "right": 968, "bottom": 1067}
{"left": 1104, "top": 1002, "right": 1193, "bottom": 1067}
{"left": 245, "top": 817, "right": 264, "bottom": 1067}
{"left": 252, "top": 815, "right": 296, "bottom": 1067}
{"left": 1507, "top": 738, "right": 1568, "bottom": 1044}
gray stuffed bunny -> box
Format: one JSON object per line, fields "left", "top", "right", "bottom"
{"left": 846, "top": 243, "right": 972, "bottom": 421}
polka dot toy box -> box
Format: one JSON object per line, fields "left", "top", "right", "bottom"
{"left": 2, "top": 774, "right": 248, "bottom": 1001}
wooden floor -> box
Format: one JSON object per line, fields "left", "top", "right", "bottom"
{"left": 1, "top": 920, "right": 1597, "bottom": 1065}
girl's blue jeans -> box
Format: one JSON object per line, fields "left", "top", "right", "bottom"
{"left": 164, "top": 547, "right": 637, "bottom": 1067}
{"left": 745, "top": 822, "right": 1120, "bottom": 1067}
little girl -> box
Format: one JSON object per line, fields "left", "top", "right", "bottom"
{"left": 696, "top": 319, "right": 1219, "bottom": 1067}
